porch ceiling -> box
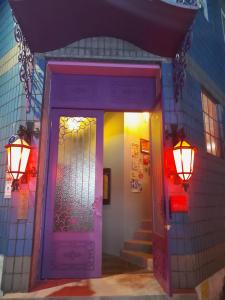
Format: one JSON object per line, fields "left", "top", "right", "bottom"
{"left": 9, "top": 0, "right": 198, "bottom": 58}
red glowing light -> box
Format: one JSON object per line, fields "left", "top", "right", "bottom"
{"left": 5, "top": 138, "right": 31, "bottom": 180}
{"left": 173, "top": 140, "right": 196, "bottom": 182}
{"left": 170, "top": 195, "right": 188, "bottom": 213}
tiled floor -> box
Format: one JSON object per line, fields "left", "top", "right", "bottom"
{"left": 102, "top": 253, "right": 146, "bottom": 276}
{"left": 1, "top": 255, "right": 197, "bottom": 299}
{"left": 2, "top": 273, "right": 165, "bottom": 298}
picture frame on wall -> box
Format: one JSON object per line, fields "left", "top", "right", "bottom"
{"left": 140, "top": 138, "right": 150, "bottom": 154}
{"left": 103, "top": 168, "right": 111, "bottom": 205}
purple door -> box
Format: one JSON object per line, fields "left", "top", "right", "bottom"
{"left": 42, "top": 109, "right": 103, "bottom": 279}
{"left": 150, "top": 102, "right": 171, "bottom": 294}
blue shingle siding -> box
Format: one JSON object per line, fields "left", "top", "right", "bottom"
{"left": 0, "top": 1, "right": 14, "bottom": 57}
{"left": 165, "top": 0, "right": 225, "bottom": 290}
{"left": 0, "top": 0, "right": 45, "bottom": 292}
{"left": 189, "top": 0, "right": 225, "bottom": 94}
{"left": 0, "top": 0, "right": 20, "bottom": 256}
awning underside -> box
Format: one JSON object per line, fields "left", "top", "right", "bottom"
{"left": 9, "top": 0, "right": 198, "bottom": 58}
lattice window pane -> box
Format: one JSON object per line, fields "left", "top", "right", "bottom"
{"left": 54, "top": 116, "right": 96, "bottom": 232}
{"left": 201, "top": 91, "right": 222, "bottom": 157}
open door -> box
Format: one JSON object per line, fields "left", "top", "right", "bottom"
{"left": 150, "top": 101, "right": 171, "bottom": 294}
{"left": 42, "top": 109, "right": 103, "bottom": 279}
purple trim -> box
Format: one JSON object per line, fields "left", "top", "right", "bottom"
{"left": 42, "top": 109, "right": 103, "bottom": 279}
{"left": 47, "top": 61, "right": 161, "bottom": 77}
{"left": 50, "top": 74, "right": 156, "bottom": 110}
{"left": 37, "top": 61, "right": 169, "bottom": 286}
{"left": 161, "top": 92, "right": 172, "bottom": 296}
{"left": 151, "top": 100, "right": 172, "bottom": 295}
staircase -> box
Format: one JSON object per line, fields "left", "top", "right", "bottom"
{"left": 120, "top": 219, "right": 153, "bottom": 271}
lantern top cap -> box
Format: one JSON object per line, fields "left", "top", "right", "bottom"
{"left": 174, "top": 140, "right": 191, "bottom": 148}
{"left": 12, "top": 138, "right": 29, "bottom": 146}
{"left": 5, "top": 137, "right": 31, "bottom": 149}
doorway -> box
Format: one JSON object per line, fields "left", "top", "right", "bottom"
{"left": 35, "top": 61, "right": 170, "bottom": 294}
{"left": 102, "top": 112, "right": 152, "bottom": 275}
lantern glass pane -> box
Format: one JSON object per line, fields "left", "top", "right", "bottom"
{"left": 20, "top": 148, "right": 30, "bottom": 173}
{"left": 173, "top": 140, "right": 195, "bottom": 181}
{"left": 11, "top": 146, "right": 22, "bottom": 177}
{"left": 173, "top": 149, "right": 183, "bottom": 176}
{"left": 7, "top": 148, "right": 11, "bottom": 171}
{"left": 182, "top": 148, "right": 192, "bottom": 180}
{"left": 191, "top": 149, "right": 195, "bottom": 172}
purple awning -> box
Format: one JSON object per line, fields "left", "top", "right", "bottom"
{"left": 9, "top": 0, "right": 198, "bottom": 57}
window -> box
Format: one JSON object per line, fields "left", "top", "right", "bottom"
{"left": 201, "top": 91, "right": 222, "bottom": 157}
{"left": 221, "top": 9, "right": 225, "bottom": 41}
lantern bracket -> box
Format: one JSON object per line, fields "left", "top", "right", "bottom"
{"left": 183, "top": 182, "right": 189, "bottom": 192}
{"left": 12, "top": 179, "right": 19, "bottom": 191}
{"left": 165, "top": 124, "right": 186, "bottom": 146}
{"left": 17, "top": 122, "right": 39, "bottom": 144}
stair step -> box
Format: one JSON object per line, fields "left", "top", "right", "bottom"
{"left": 141, "top": 219, "right": 152, "bottom": 230}
{"left": 124, "top": 240, "right": 152, "bottom": 253}
{"left": 121, "top": 250, "right": 153, "bottom": 270}
{"left": 134, "top": 229, "right": 152, "bottom": 241}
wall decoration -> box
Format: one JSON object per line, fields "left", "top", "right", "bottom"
{"left": 143, "top": 154, "right": 150, "bottom": 166}
{"left": 4, "top": 172, "right": 12, "bottom": 198}
{"left": 132, "top": 158, "right": 139, "bottom": 170}
{"left": 131, "top": 143, "right": 139, "bottom": 171}
{"left": 131, "top": 143, "right": 139, "bottom": 156}
{"left": 130, "top": 143, "right": 143, "bottom": 192}
{"left": 130, "top": 178, "right": 142, "bottom": 193}
{"left": 140, "top": 138, "right": 150, "bottom": 154}
{"left": 131, "top": 170, "right": 138, "bottom": 179}
{"left": 103, "top": 168, "right": 111, "bottom": 205}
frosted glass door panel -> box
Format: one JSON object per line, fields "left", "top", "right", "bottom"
{"left": 54, "top": 117, "right": 96, "bottom": 232}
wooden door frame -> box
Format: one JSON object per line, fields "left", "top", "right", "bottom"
{"left": 29, "top": 61, "right": 163, "bottom": 289}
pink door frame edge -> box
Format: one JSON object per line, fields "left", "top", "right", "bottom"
{"left": 29, "top": 60, "right": 167, "bottom": 290}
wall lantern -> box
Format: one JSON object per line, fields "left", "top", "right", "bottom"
{"left": 173, "top": 140, "right": 196, "bottom": 191}
{"left": 5, "top": 137, "right": 31, "bottom": 179}
{"left": 166, "top": 124, "right": 197, "bottom": 192}
{"left": 5, "top": 124, "right": 39, "bottom": 190}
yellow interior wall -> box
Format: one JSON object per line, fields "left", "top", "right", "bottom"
{"left": 124, "top": 113, "right": 151, "bottom": 240}
{"left": 103, "top": 112, "right": 151, "bottom": 256}
{"left": 103, "top": 112, "right": 124, "bottom": 256}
